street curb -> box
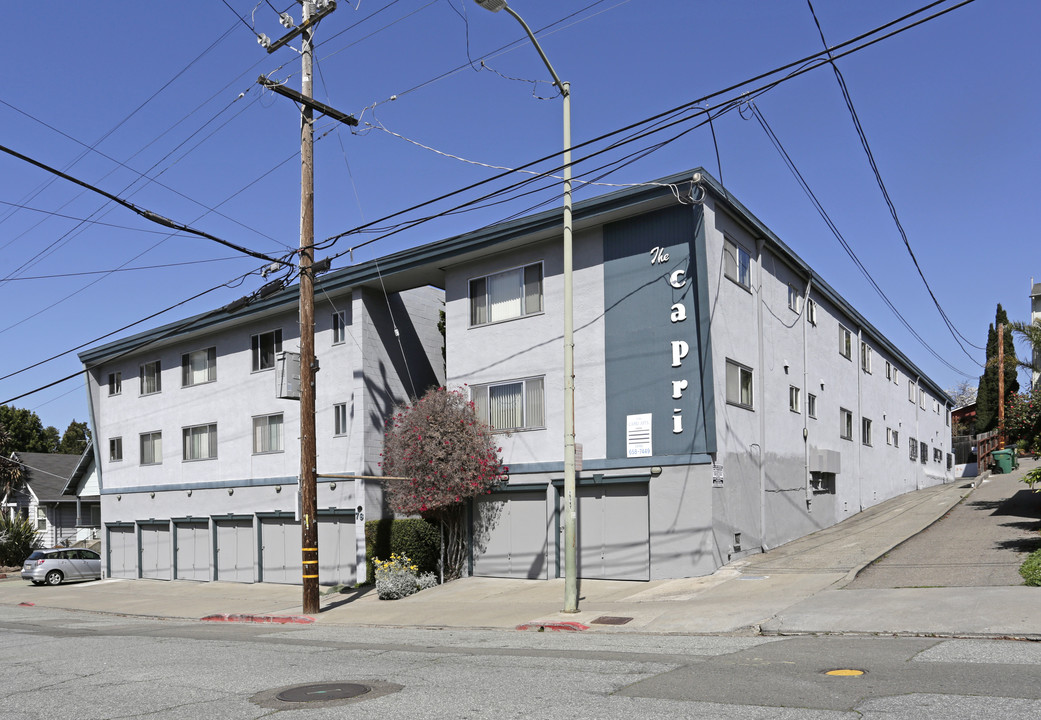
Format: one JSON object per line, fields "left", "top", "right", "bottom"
{"left": 200, "top": 613, "right": 314, "bottom": 624}
{"left": 516, "top": 621, "right": 589, "bottom": 632}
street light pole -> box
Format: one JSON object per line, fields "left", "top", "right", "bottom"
{"left": 474, "top": 0, "right": 578, "bottom": 613}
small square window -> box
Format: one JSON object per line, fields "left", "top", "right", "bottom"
{"left": 839, "top": 326, "right": 852, "bottom": 360}
{"left": 251, "top": 329, "right": 283, "bottom": 372}
{"left": 334, "top": 402, "right": 349, "bottom": 435}
{"left": 253, "top": 413, "right": 284, "bottom": 454}
{"left": 181, "top": 347, "right": 216, "bottom": 387}
{"left": 725, "top": 360, "right": 754, "bottom": 410}
{"left": 140, "top": 431, "right": 162, "bottom": 465}
{"left": 723, "top": 238, "right": 751, "bottom": 290}
{"left": 789, "top": 385, "right": 801, "bottom": 413}
{"left": 862, "top": 417, "right": 872, "bottom": 446}
{"left": 182, "top": 423, "right": 217, "bottom": 461}
{"left": 807, "top": 393, "right": 817, "bottom": 419}
{"left": 840, "top": 408, "right": 853, "bottom": 440}
{"left": 108, "top": 372, "right": 122, "bottom": 396}
{"left": 140, "top": 360, "right": 161, "bottom": 395}
{"left": 109, "top": 437, "right": 123, "bottom": 462}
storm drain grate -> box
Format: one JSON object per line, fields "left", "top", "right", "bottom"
{"left": 276, "top": 683, "right": 371, "bottom": 703}
{"left": 590, "top": 616, "right": 633, "bottom": 625}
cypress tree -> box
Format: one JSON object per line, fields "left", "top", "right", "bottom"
{"left": 976, "top": 304, "right": 1020, "bottom": 432}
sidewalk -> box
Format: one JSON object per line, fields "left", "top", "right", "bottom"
{"left": 3, "top": 465, "right": 1040, "bottom": 638}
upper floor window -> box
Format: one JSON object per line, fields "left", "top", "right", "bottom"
{"left": 140, "top": 431, "right": 162, "bottom": 465}
{"left": 469, "top": 263, "right": 543, "bottom": 326}
{"left": 862, "top": 417, "right": 872, "bottom": 446}
{"left": 182, "top": 423, "right": 217, "bottom": 461}
{"left": 806, "top": 299, "right": 818, "bottom": 326}
{"left": 251, "top": 329, "right": 282, "bottom": 372}
{"left": 140, "top": 361, "right": 161, "bottom": 396}
{"left": 807, "top": 393, "right": 817, "bottom": 419}
{"left": 253, "top": 413, "right": 284, "bottom": 454}
{"left": 909, "top": 436, "right": 918, "bottom": 461}
{"left": 885, "top": 360, "right": 892, "bottom": 381}
{"left": 861, "top": 342, "right": 872, "bottom": 374}
{"left": 839, "top": 325, "right": 852, "bottom": 360}
{"left": 723, "top": 237, "right": 751, "bottom": 290}
{"left": 332, "top": 310, "right": 348, "bottom": 344}
{"left": 472, "top": 377, "right": 545, "bottom": 431}
{"left": 108, "top": 372, "right": 122, "bottom": 396}
{"left": 840, "top": 408, "right": 853, "bottom": 440}
{"left": 725, "top": 359, "right": 754, "bottom": 410}
{"left": 109, "top": 437, "right": 123, "bottom": 462}
{"left": 892, "top": 367, "right": 899, "bottom": 385}
{"left": 787, "top": 284, "right": 802, "bottom": 313}
{"left": 334, "top": 402, "right": 349, "bottom": 436}
{"left": 789, "top": 385, "right": 801, "bottom": 413}
{"left": 908, "top": 380, "right": 916, "bottom": 403}
{"left": 182, "top": 347, "right": 216, "bottom": 387}
{"left": 919, "top": 388, "right": 926, "bottom": 410}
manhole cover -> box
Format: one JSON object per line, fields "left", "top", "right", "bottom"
{"left": 276, "top": 683, "right": 371, "bottom": 703}
{"left": 591, "top": 616, "right": 633, "bottom": 625}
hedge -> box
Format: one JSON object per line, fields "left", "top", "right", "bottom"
{"left": 364, "top": 518, "right": 440, "bottom": 585}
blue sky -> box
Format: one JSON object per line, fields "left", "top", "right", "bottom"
{"left": 1, "top": 0, "right": 1037, "bottom": 432}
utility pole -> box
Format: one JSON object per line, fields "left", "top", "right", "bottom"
{"left": 998, "top": 322, "right": 1005, "bottom": 450}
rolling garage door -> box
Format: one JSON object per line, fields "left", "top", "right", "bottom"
{"left": 473, "top": 490, "right": 549, "bottom": 579}
{"left": 575, "top": 483, "right": 649, "bottom": 580}
{"left": 174, "top": 521, "right": 210, "bottom": 581}
{"left": 318, "top": 513, "right": 356, "bottom": 586}
{"left": 107, "top": 525, "right": 136, "bottom": 579}
{"left": 139, "top": 522, "right": 172, "bottom": 580}
{"left": 215, "top": 518, "right": 254, "bottom": 583}
{"left": 260, "top": 516, "right": 301, "bottom": 584}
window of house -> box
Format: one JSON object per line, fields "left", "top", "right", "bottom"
{"left": 109, "top": 437, "right": 123, "bottom": 462}
{"left": 919, "top": 388, "right": 926, "bottom": 410}
{"left": 725, "top": 360, "right": 754, "bottom": 410}
{"left": 946, "top": 408, "right": 951, "bottom": 427}
{"left": 909, "top": 436, "right": 918, "bottom": 460}
{"left": 140, "top": 360, "right": 161, "bottom": 395}
{"left": 789, "top": 385, "right": 801, "bottom": 413}
{"left": 787, "top": 284, "right": 801, "bottom": 313}
{"left": 471, "top": 377, "right": 545, "bottom": 431}
{"left": 37, "top": 508, "right": 46, "bottom": 531}
{"left": 860, "top": 342, "right": 872, "bottom": 373}
{"left": 862, "top": 417, "right": 872, "bottom": 446}
{"left": 140, "top": 431, "right": 162, "bottom": 465}
{"left": 839, "top": 325, "right": 852, "bottom": 360}
{"left": 885, "top": 361, "right": 892, "bottom": 380}
{"left": 806, "top": 299, "right": 817, "bottom": 326}
{"left": 108, "top": 372, "right": 122, "bottom": 396}
{"left": 723, "top": 237, "right": 751, "bottom": 290}
{"left": 893, "top": 367, "right": 899, "bottom": 385}
{"left": 920, "top": 441, "right": 928, "bottom": 464}
{"left": 469, "top": 263, "right": 543, "bottom": 326}
{"left": 253, "top": 413, "right": 284, "bottom": 454}
{"left": 893, "top": 430, "right": 899, "bottom": 448}
{"left": 251, "top": 329, "right": 283, "bottom": 372}
{"left": 334, "top": 402, "right": 349, "bottom": 436}
{"left": 181, "top": 347, "right": 217, "bottom": 387}
{"left": 332, "top": 310, "right": 348, "bottom": 344}
{"left": 908, "top": 380, "right": 916, "bottom": 403}
{"left": 840, "top": 408, "right": 853, "bottom": 440}
{"left": 807, "top": 393, "right": 817, "bottom": 419}
{"left": 886, "top": 427, "right": 893, "bottom": 446}
{"left": 182, "top": 423, "right": 217, "bottom": 461}
{"left": 933, "top": 447, "right": 942, "bottom": 463}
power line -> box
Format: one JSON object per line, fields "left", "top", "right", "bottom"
{"left": 0, "top": 256, "right": 245, "bottom": 282}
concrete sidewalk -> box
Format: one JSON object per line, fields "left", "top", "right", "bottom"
{"left": 3, "top": 465, "right": 1040, "bottom": 638}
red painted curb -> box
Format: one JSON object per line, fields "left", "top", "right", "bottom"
{"left": 18, "top": 602, "right": 35, "bottom": 607}
{"left": 515, "top": 621, "right": 589, "bottom": 632}
{"left": 200, "top": 613, "right": 314, "bottom": 624}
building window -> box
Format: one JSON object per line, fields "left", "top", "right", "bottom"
{"left": 140, "top": 360, "right": 161, "bottom": 395}
{"left": 807, "top": 393, "right": 817, "bottom": 419}
{"left": 108, "top": 372, "right": 122, "bottom": 396}
{"left": 253, "top": 413, "right": 284, "bottom": 454}
{"left": 806, "top": 299, "right": 817, "bottom": 326}
{"left": 332, "top": 310, "right": 348, "bottom": 344}
{"left": 839, "top": 325, "right": 852, "bottom": 360}
{"left": 840, "top": 408, "right": 853, "bottom": 440}
{"left": 334, "top": 402, "right": 349, "bottom": 436}
{"left": 181, "top": 347, "right": 217, "bottom": 387}
{"left": 862, "top": 417, "right": 872, "bottom": 446}
{"left": 933, "top": 447, "right": 942, "bottom": 463}
{"left": 109, "top": 437, "right": 123, "bottom": 462}
{"left": 37, "top": 508, "right": 47, "bottom": 531}
{"left": 723, "top": 237, "right": 752, "bottom": 290}
{"left": 861, "top": 342, "right": 872, "bottom": 373}
{"left": 893, "top": 430, "right": 899, "bottom": 448}
{"left": 182, "top": 423, "right": 217, "bottom": 461}
{"left": 140, "top": 431, "right": 162, "bottom": 465}
{"left": 909, "top": 436, "right": 918, "bottom": 461}
{"left": 251, "top": 329, "right": 283, "bottom": 372}
{"left": 920, "top": 441, "right": 928, "bottom": 465}
{"left": 789, "top": 385, "right": 801, "bottom": 413}
{"left": 787, "top": 284, "right": 802, "bottom": 313}
{"left": 725, "top": 360, "right": 754, "bottom": 410}
{"left": 471, "top": 377, "right": 545, "bottom": 431}
{"left": 946, "top": 408, "right": 951, "bottom": 427}
{"left": 469, "top": 263, "right": 543, "bottom": 326}
{"left": 908, "top": 380, "right": 916, "bottom": 403}
{"left": 885, "top": 361, "right": 892, "bottom": 381}
{"left": 893, "top": 367, "right": 899, "bottom": 385}
{"left": 919, "top": 388, "right": 926, "bottom": 410}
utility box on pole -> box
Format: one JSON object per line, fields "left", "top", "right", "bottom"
{"left": 275, "top": 352, "right": 301, "bottom": 400}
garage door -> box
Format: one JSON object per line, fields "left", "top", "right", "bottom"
{"left": 139, "top": 523, "right": 172, "bottom": 580}
{"left": 318, "top": 514, "right": 356, "bottom": 586}
{"left": 575, "top": 483, "right": 649, "bottom": 581}
{"left": 107, "top": 525, "right": 136, "bottom": 579}
{"left": 473, "top": 491, "right": 549, "bottom": 579}
{"left": 215, "top": 518, "right": 254, "bottom": 583}
{"left": 260, "top": 517, "right": 301, "bottom": 584}
{"left": 175, "top": 521, "right": 210, "bottom": 581}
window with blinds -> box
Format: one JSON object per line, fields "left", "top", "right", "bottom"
{"left": 471, "top": 377, "right": 545, "bottom": 431}
{"left": 469, "top": 263, "right": 543, "bottom": 326}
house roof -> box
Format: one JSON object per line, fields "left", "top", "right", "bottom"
{"left": 1031, "top": 282, "right": 1041, "bottom": 298}
{"left": 77, "top": 168, "right": 953, "bottom": 404}
{"left": 13, "top": 452, "right": 83, "bottom": 502}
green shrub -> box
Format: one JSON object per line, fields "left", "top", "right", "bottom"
{"left": 1019, "top": 549, "right": 1041, "bottom": 587}
{"left": 0, "top": 515, "right": 41, "bottom": 567}
{"left": 365, "top": 518, "right": 440, "bottom": 584}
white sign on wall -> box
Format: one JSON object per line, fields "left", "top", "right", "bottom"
{"left": 626, "top": 414, "right": 653, "bottom": 458}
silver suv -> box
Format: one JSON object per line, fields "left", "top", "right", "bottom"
{"left": 21, "top": 548, "right": 102, "bottom": 585}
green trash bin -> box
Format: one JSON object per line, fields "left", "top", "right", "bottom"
{"left": 992, "top": 449, "right": 1014, "bottom": 474}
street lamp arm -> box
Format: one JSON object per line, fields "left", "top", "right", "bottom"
{"left": 497, "top": 4, "right": 568, "bottom": 97}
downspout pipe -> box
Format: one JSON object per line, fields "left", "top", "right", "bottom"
{"left": 803, "top": 278, "right": 813, "bottom": 507}
{"left": 756, "top": 238, "right": 768, "bottom": 552}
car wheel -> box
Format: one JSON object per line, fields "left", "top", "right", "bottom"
{"left": 45, "top": 570, "right": 64, "bottom": 586}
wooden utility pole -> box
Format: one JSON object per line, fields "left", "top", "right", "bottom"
{"left": 998, "top": 322, "right": 1005, "bottom": 450}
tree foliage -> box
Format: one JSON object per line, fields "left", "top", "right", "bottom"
{"left": 976, "top": 304, "right": 1020, "bottom": 433}
{"left": 59, "top": 420, "right": 91, "bottom": 455}
{"left": 1005, "top": 388, "right": 1041, "bottom": 454}
{"left": 0, "top": 515, "right": 40, "bottom": 567}
{"left": 381, "top": 386, "right": 506, "bottom": 579}
{"left": 0, "top": 405, "right": 50, "bottom": 454}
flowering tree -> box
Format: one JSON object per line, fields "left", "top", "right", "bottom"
{"left": 1006, "top": 389, "right": 1041, "bottom": 455}
{"left": 381, "top": 386, "right": 506, "bottom": 579}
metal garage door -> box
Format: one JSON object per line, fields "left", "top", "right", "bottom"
{"left": 107, "top": 525, "right": 136, "bottom": 578}
{"left": 575, "top": 483, "right": 649, "bottom": 581}
{"left": 139, "top": 523, "right": 172, "bottom": 580}
{"left": 473, "top": 490, "right": 549, "bottom": 579}
{"left": 215, "top": 518, "right": 255, "bottom": 583}
{"left": 174, "top": 521, "right": 210, "bottom": 581}
{"left": 260, "top": 517, "right": 301, "bottom": 584}
{"left": 318, "top": 514, "right": 356, "bottom": 586}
